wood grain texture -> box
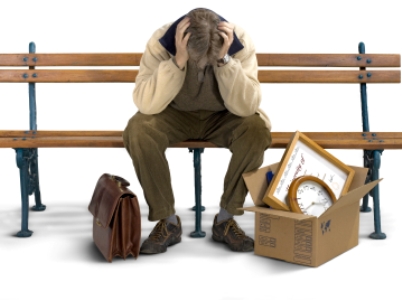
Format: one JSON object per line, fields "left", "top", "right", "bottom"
{"left": 0, "top": 69, "right": 138, "bottom": 83}
{"left": 1, "top": 131, "right": 402, "bottom": 149}
{"left": 1, "top": 52, "right": 401, "bottom": 151}
{"left": 1, "top": 53, "right": 400, "bottom": 67}
{"left": 0, "top": 69, "right": 400, "bottom": 83}
{"left": 1, "top": 53, "right": 400, "bottom": 83}
{"left": 0, "top": 53, "right": 143, "bottom": 66}
{"left": 257, "top": 70, "right": 401, "bottom": 83}
{"left": 256, "top": 53, "right": 401, "bottom": 67}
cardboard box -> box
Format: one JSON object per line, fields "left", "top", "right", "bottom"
{"left": 241, "top": 163, "right": 380, "bottom": 267}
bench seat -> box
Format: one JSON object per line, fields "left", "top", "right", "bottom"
{"left": 1, "top": 130, "right": 402, "bottom": 149}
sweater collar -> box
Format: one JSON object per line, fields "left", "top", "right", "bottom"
{"left": 159, "top": 14, "right": 244, "bottom": 56}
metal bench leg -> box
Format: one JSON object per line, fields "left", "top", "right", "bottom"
{"left": 370, "top": 150, "right": 386, "bottom": 239}
{"left": 189, "top": 148, "right": 206, "bottom": 237}
{"left": 27, "top": 42, "right": 45, "bottom": 212}
{"left": 30, "top": 149, "right": 46, "bottom": 211}
{"left": 359, "top": 42, "right": 372, "bottom": 214}
{"left": 13, "top": 43, "right": 45, "bottom": 237}
{"left": 360, "top": 149, "right": 372, "bottom": 213}
{"left": 15, "top": 148, "right": 33, "bottom": 237}
{"left": 360, "top": 194, "right": 371, "bottom": 212}
{"left": 14, "top": 148, "right": 46, "bottom": 237}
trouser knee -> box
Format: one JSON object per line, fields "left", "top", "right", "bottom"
{"left": 123, "top": 114, "right": 169, "bottom": 156}
{"left": 232, "top": 115, "right": 272, "bottom": 152}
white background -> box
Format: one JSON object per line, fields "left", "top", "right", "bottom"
{"left": 0, "top": 1, "right": 401, "bottom": 299}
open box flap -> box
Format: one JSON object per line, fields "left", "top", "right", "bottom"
{"left": 320, "top": 179, "right": 382, "bottom": 218}
{"left": 347, "top": 165, "right": 369, "bottom": 191}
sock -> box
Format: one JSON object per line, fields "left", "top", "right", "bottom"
{"left": 165, "top": 214, "right": 178, "bottom": 225}
{"left": 217, "top": 208, "right": 234, "bottom": 223}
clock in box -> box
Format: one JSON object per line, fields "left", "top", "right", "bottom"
{"left": 241, "top": 162, "right": 381, "bottom": 267}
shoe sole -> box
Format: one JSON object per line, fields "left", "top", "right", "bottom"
{"left": 212, "top": 234, "right": 253, "bottom": 252}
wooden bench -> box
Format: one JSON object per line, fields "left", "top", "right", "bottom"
{"left": 0, "top": 42, "right": 400, "bottom": 239}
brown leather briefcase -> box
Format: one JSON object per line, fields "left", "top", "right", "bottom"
{"left": 88, "top": 174, "right": 141, "bottom": 262}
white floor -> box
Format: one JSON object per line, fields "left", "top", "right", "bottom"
{"left": 0, "top": 148, "right": 401, "bottom": 300}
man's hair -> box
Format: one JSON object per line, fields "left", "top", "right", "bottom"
{"left": 186, "top": 8, "right": 224, "bottom": 70}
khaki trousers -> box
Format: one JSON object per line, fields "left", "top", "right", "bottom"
{"left": 123, "top": 106, "right": 271, "bottom": 221}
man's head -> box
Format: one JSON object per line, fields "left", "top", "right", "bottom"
{"left": 185, "top": 8, "right": 224, "bottom": 69}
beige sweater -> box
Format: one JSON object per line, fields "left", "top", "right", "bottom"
{"left": 133, "top": 22, "right": 271, "bottom": 130}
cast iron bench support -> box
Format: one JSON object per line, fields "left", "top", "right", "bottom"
{"left": 15, "top": 42, "right": 45, "bottom": 237}
{"left": 189, "top": 148, "right": 206, "bottom": 237}
{"left": 358, "top": 42, "right": 386, "bottom": 239}
{"left": 15, "top": 43, "right": 209, "bottom": 238}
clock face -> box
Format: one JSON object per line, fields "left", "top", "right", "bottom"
{"left": 294, "top": 180, "right": 333, "bottom": 216}
{"left": 288, "top": 176, "right": 337, "bottom": 217}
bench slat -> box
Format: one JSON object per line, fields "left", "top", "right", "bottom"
{"left": 256, "top": 54, "right": 401, "bottom": 67}
{"left": 258, "top": 70, "right": 401, "bottom": 83}
{"left": 4, "top": 130, "right": 402, "bottom": 139}
{"left": 0, "top": 53, "right": 143, "bottom": 67}
{"left": 0, "top": 69, "right": 400, "bottom": 83}
{"left": 1, "top": 53, "right": 400, "bottom": 68}
{"left": 0, "top": 130, "right": 123, "bottom": 137}
{"left": 1, "top": 131, "right": 402, "bottom": 150}
{"left": 0, "top": 69, "right": 139, "bottom": 83}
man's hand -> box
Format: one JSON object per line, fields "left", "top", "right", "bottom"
{"left": 175, "top": 17, "right": 191, "bottom": 69}
{"left": 217, "top": 21, "right": 234, "bottom": 59}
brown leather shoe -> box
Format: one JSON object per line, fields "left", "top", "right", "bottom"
{"left": 212, "top": 214, "right": 254, "bottom": 252}
{"left": 140, "top": 216, "right": 182, "bottom": 254}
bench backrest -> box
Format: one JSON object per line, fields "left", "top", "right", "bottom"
{"left": 0, "top": 51, "right": 400, "bottom": 84}
{"left": 0, "top": 42, "right": 401, "bottom": 150}
{"left": 0, "top": 42, "right": 400, "bottom": 136}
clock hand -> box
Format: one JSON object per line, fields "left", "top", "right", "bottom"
{"left": 305, "top": 202, "right": 316, "bottom": 210}
{"left": 314, "top": 200, "right": 326, "bottom": 206}
{"left": 305, "top": 201, "right": 326, "bottom": 211}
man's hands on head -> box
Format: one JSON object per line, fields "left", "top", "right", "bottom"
{"left": 175, "top": 17, "right": 191, "bottom": 69}
{"left": 174, "top": 18, "right": 234, "bottom": 69}
{"left": 217, "top": 21, "right": 234, "bottom": 60}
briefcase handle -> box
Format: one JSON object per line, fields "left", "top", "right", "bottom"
{"left": 110, "top": 175, "right": 130, "bottom": 187}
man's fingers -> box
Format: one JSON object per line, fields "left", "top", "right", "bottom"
{"left": 175, "top": 17, "right": 191, "bottom": 68}
{"left": 218, "top": 22, "right": 234, "bottom": 58}
{"left": 218, "top": 22, "right": 234, "bottom": 34}
{"left": 183, "top": 31, "right": 191, "bottom": 43}
{"left": 219, "top": 31, "right": 229, "bottom": 41}
{"left": 178, "top": 17, "right": 190, "bottom": 28}
{"left": 218, "top": 22, "right": 234, "bottom": 48}
{"left": 177, "top": 17, "right": 191, "bottom": 37}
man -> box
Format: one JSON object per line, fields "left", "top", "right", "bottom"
{"left": 123, "top": 8, "right": 272, "bottom": 254}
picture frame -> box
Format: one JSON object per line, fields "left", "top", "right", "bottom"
{"left": 263, "top": 131, "right": 355, "bottom": 210}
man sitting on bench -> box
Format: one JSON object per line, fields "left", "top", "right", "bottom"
{"left": 123, "top": 8, "right": 272, "bottom": 254}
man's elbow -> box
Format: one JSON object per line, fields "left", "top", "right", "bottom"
{"left": 133, "top": 95, "right": 163, "bottom": 115}
{"left": 137, "top": 104, "right": 164, "bottom": 115}
{"left": 225, "top": 98, "right": 260, "bottom": 117}
{"left": 238, "top": 109, "right": 258, "bottom": 117}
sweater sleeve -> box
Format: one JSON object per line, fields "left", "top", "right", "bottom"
{"left": 133, "top": 26, "right": 186, "bottom": 115}
{"left": 213, "top": 27, "right": 261, "bottom": 117}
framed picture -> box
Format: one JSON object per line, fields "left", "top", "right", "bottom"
{"left": 263, "top": 131, "right": 355, "bottom": 211}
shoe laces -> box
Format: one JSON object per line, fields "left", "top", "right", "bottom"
{"left": 223, "top": 218, "right": 246, "bottom": 237}
{"left": 149, "top": 220, "right": 169, "bottom": 240}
